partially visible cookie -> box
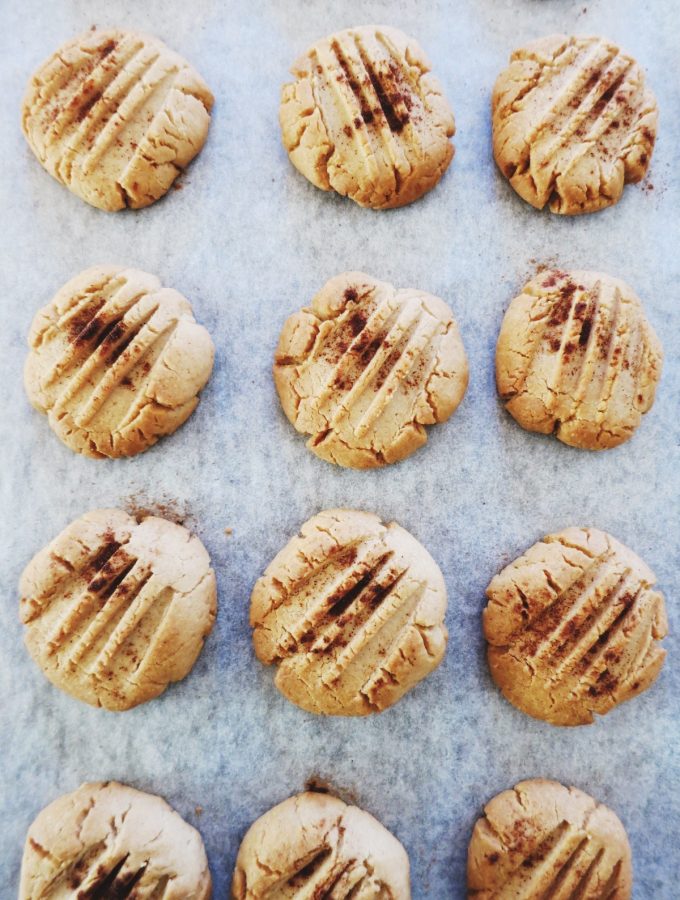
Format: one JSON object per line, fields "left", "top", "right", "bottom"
{"left": 251, "top": 509, "right": 447, "bottom": 716}
{"left": 496, "top": 269, "right": 662, "bottom": 450}
{"left": 22, "top": 28, "right": 213, "bottom": 210}
{"left": 468, "top": 779, "right": 632, "bottom": 898}
{"left": 232, "top": 791, "right": 410, "bottom": 899}
{"left": 492, "top": 35, "right": 657, "bottom": 214}
{"left": 280, "top": 25, "right": 454, "bottom": 208}
{"left": 20, "top": 508, "right": 217, "bottom": 711}
{"left": 275, "top": 272, "right": 468, "bottom": 468}
{"left": 24, "top": 265, "right": 215, "bottom": 458}
{"left": 484, "top": 527, "right": 668, "bottom": 726}
{"left": 20, "top": 781, "right": 211, "bottom": 899}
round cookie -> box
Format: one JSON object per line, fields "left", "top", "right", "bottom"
{"left": 275, "top": 272, "right": 468, "bottom": 468}
{"left": 496, "top": 268, "right": 662, "bottom": 450}
{"left": 20, "top": 508, "right": 217, "bottom": 711}
{"left": 251, "top": 509, "right": 448, "bottom": 716}
{"left": 484, "top": 527, "right": 668, "bottom": 726}
{"left": 22, "top": 28, "right": 213, "bottom": 211}
{"left": 280, "top": 25, "right": 455, "bottom": 208}
{"left": 468, "top": 779, "right": 632, "bottom": 899}
{"left": 24, "top": 265, "right": 215, "bottom": 459}
{"left": 492, "top": 34, "right": 657, "bottom": 214}
{"left": 20, "top": 781, "right": 211, "bottom": 899}
{"left": 232, "top": 791, "right": 410, "bottom": 899}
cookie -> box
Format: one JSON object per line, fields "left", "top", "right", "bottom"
{"left": 484, "top": 527, "right": 668, "bottom": 726}
{"left": 496, "top": 269, "right": 662, "bottom": 450}
{"left": 492, "top": 35, "right": 657, "bottom": 214}
{"left": 468, "top": 779, "right": 632, "bottom": 899}
{"left": 22, "top": 28, "right": 213, "bottom": 210}
{"left": 275, "top": 272, "right": 468, "bottom": 467}
{"left": 24, "top": 265, "right": 215, "bottom": 458}
{"left": 232, "top": 791, "right": 410, "bottom": 899}
{"left": 20, "top": 781, "right": 211, "bottom": 899}
{"left": 251, "top": 509, "right": 447, "bottom": 716}
{"left": 280, "top": 26, "right": 454, "bottom": 208}
{"left": 20, "top": 508, "right": 217, "bottom": 711}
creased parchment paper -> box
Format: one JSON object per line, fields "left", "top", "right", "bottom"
{"left": 1, "top": 1, "right": 678, "bottom": 897}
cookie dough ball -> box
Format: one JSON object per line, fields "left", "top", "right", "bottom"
{"left": 20, "top": 781, "right": 211, "bottom": 899}
{"left": 24, "top": 265, "right": 215, "bottom": 458}
{"left": 20, "top": 508, "right": 217, "bottom": 711}
{"left": 280, "top": 26, "right": 455, "bottom": 208}
{"left": 251, "top": 509, "right": 448, "bottom": 716}
{"left": 484, "top": 527, "right": 668, "bottom": 726}
{"left": 275, "top": 272, "right": 468, "bottom": 468}
{"left": 496, "top": 269, "right": 662, "bottom": 450}
{"left": 232, "top": 791, "right": 410, "bottom": 899}
{"left": 22, "top": 28, "right": 213, "bottom": 210}
{"left": 468, "top": 779, "right": 632, "bottom": 899}
{"left": 492, "top": 35, "right": 657, "bottom": 214}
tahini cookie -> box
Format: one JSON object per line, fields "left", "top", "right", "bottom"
{"left": 22, "top": 28, "right": 213, "bottom": 210}
{"left": 280, "top": 25, "right": 455, "bottom": 208}
{"left": 275, "top": 272, "right": 468, "bottom": 467}
{"left": 24, "top": 265, "right": 215, "bottom": 458}
{"left": 20, "top": 508, "right": 217, "bottom": 711}
{"left": 232, "top": 791, "right": 410, "bottom": 899}
{"left": 468, "top": 779, "right": 632, "bottom": 898}
{"left": 251, "top": 509, "right": 448, "bottom": 716}
{"left": 492, "top": 35, "right": 657, "bottom": 214}
{"left": 484, "top": 527, "right": 668, "bottom": 726}
{"left": 20, "top": 781, "right": 211, "bottom": 898}
{"left": 496, "top": 269, "right": 662, "bottom": 450}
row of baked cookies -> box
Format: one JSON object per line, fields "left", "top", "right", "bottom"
{"left": 20, "top": 506, "right": 667, "bottom": 725}
{"left": 19, "top": 777, "right": 633, "bottom": 898}
{"left": 24, "top": 265, "right": 663, "bottom": 463}
{"left": 22, "top": 27, "right": 657, "bottom": 216}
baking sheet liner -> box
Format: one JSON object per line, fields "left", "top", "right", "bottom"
{"left": 1, "top": 0, "right": 678, "bottom": 896}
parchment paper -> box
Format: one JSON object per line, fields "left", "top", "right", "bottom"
{"left": 1, "top": 1, "right": 678, "bottom": 896}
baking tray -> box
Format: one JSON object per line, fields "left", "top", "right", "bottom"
{"left": 1, "top": 0, "right": 678, "bottom": 896}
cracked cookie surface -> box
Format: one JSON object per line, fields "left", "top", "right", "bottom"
{"left": 275, "top": 271, "right": 468, "bottom": 468}
{"left": 232, "top": 791, "right": 410, "bottom": 899}
{"left": 250, "top": 509, "right": 448, "bottom": 716}
{"left": 280, "top": 25, "right": 454, "bottom": 208}
{"left": 20, "top": 508, "right": 217, "bottom": 711}
{"left": 492, "top": 34, "right": 657, "bottom": 214}
{"left": 484, "top": 527, "right": 668, "bottom": 726}
{"left": 20, "top": 781, "right": 211, "bottom": 899}
{"left": 468, "top": 778, "right": 632, "bottom": 899}
{"left": 496, "top": 269, "right": 662, "bottom": 450}
{"left": 24, "top": 265, "right": 215, "bottom": 459}
{"left": 22, "top": 28, "right": 213, "bottom": 211}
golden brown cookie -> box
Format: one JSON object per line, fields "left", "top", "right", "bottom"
{"left": 20, "top": 508, "right": 217, "bottom": 711}
{"left": 280, "top": 25, "right": 454, "bottom": 208}
{"left": 484, "top": 527, "right": 668, "bottom": 726}
{"left": 468, "top": 779, "right": 632, "bottom": 899}
{"left": 492, "top": 35, "right": 657, "bottom": 214}
{"left": 22, "top": 28, "right": 213, "bottom": 210}
{"left": 232, "top": 791, "right": 410, "bottom": 899}
{"left": 496, "top": 269, "right": 662, "bottom": 450}
{"left": 24, "top": 265, "right": 215, "bottom": 459}
{"left": 275, "top": 272, "right": 468, "bottom": 468}
{"left": 20, "top": 781, "right": 211, "bottom": 899}
{"left": 251, "top": 509, "right": 447, "bottom": 716}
